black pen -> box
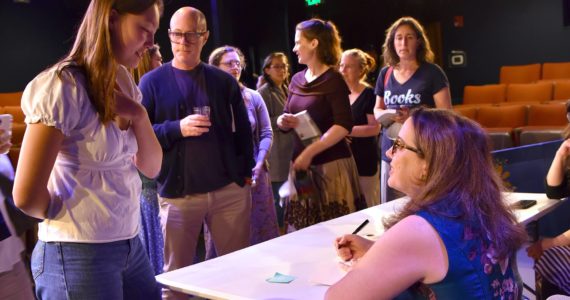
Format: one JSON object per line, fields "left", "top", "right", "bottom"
{"left": 351, "top": 219, "right": 370, "bottom": 234}
{"left": 338, "top": 219, "right": 370, "bottom": 249}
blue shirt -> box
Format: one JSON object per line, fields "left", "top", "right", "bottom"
{"left": 374, "top": 63, "right": 449, "bottom": 162}
{"left": 395, "top": 209, "right": 522, "bottom": 299}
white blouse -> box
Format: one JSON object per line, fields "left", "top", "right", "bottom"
{"left": 21, "top": 65, "right": 142, "bottom": 243}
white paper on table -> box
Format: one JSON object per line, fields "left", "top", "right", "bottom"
{"left": 308, "top": 259, "right": 349, "bottom": 286}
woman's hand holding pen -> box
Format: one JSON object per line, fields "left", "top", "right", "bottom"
{"left": 334, "top": 234, "right": 374, "bottom": 262}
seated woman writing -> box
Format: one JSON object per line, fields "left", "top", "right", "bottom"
{"left": 326, "top": 108, "right": 527, "bottom": 299}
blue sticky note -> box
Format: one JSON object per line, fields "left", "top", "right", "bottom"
{"left": 266, "top": 272, "right": 296, "bottom": 284}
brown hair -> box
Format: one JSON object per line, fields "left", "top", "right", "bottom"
{"left": 58, "top": 0, "right": 163, "bottom": 123}
{"left": 208, "top": 45, "right": 246, "bottom": 69}
{"left": 132, "top": 44, "right": 161, "bottom": 84}
{"left": 296, "top": 18, "right": 342, "bottom": 66}
{"left": 261, "top": 52, "right": 290, "bottom": 87}
{"left": 382, "top": 16, "right": 434, "bottom": 67}
{"left": 342, "top": 48, "right": 377, "bottom": 81}
{"left": 384, "top": 108, "right": 527, "bottom": 260}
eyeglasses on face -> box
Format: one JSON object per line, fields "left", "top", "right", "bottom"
{"left": 391, "top": 137, "right": 423, "bottom": 157}
{"left": 168, "top": 29, "right": 207, "bottom": 43}
{"left": 270, "top": 64, "right": 288, "bottom": 70}
{"left": 220, "top": 60, "right": 242, "bottom": 68}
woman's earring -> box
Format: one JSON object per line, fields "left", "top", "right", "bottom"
{"left": 420, "top": 173, "right": 427, "bottom": 181}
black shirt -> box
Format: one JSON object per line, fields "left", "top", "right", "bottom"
{"left": 349, "top": 87, "right": 379, "bottom": 176}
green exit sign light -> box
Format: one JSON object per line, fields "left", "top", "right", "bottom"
{"left": 306, "top": 0, "right": 321, "bottom": 6}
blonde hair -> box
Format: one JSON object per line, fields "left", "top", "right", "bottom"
{"left": 58, "top": 0, "right": 163, "bottom": 123}
{"left": 342, "top": 48, "right": 376, "bottom": 80}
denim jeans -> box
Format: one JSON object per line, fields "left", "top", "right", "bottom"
{"left": 31, "top": 237, "right": 160, "bottom": 300}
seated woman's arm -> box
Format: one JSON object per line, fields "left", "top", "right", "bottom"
{"left": 527, "top": 229, "right": 570, "bottom": 260}
{"left": 325, "top": 215, "right": 448, "bottom": 300}
{"left": 545, "top": 139, "right": 570, "bottom": 199}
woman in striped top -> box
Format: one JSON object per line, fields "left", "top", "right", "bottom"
{"left": 527, "top": 121, "right": 570, "bottom": 297}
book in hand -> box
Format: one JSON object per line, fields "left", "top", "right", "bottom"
{"left": 375, "top": 109, "right": 398, "bottom": 127}
{"left": 293, "top": 110, "right": 322, "bottom": 145}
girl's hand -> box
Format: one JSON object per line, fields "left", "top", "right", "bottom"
{"left": 114, "top": 87, "right": 145, "bottom": 122}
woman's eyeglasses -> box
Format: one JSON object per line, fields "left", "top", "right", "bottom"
{"left": 270, "top": 64, "right": 288, "bottom": 70}
{"left": 220, "top": 60, "right": 242, "bottom": 68}
{"left": 391, "top": 137, "right": 423, "bottom": 157}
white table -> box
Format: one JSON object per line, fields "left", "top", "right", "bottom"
{"left": 156, "top": 192, "right": 564, "bottom": 300}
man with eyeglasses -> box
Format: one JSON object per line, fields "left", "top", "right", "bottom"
{"left": 139, "top": 7, "right": 254, "bottom": 300}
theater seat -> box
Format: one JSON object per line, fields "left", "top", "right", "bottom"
{"left": 462, "top": 84, "right": 507, "bottom": 105}
{"left": 542, "top": 62, "right": 570, "bottom": 80}
{"left": 553, "top": 80, "right": 570, "bottom": 100}
{"left": 476, "top": 105, "right": 527, "bottom": 128}
{"left": 518, "top": 127, "right": 564, "bottom": 146}
{"left": 486, "top": 128, "right": 514, "bottom": 150}
{"left": 11, "top": 123, "right": 26, "bottom": 147}
{"left": 526, "top": 103, "right": 567, "bottom": 126}
{"left": 7, "top": 147, "right": 19, "bottom": 170}
{"left": 2, "top": 106, "right": 25, "bottom": 123}
{"left": 0, "top": 91, "right": 23, "bottom": 106}
{"left": 453, "top": 106, "right": 477, "bottom": 120}
{"left": 500, "top": 63, "right": 541, "bottom": 84}
{"left": 477, "top": 105, "right": 528, "bottom": 149}
{"left": 506, "top": 82, "right": 553, "bottom": 103}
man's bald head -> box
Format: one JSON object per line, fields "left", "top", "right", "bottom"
{"left": 170, "top": 7, "right": 207, "bottom": 31}
{"left": 168, "top": 6, "right": 209, "bottom": 70}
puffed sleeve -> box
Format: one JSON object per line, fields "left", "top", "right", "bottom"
{"left": 21, "top": 67, "right": 85, "bottom": 136}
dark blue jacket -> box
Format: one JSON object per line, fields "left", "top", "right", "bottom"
{"left": 140, "top": 62, "right": 254, "bottom": 197}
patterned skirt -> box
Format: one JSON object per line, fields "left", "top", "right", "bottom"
{"left": 284, "top": 156, "right": 364, "bottom": 231}
{"left": 535, "top": 245, "right": 570, "bottom": 294}
{"left": 250, "top": 167, "right": 280, "bottom": 245}
{"left": 138, "top": 179, "right": 164, "bottom": 275}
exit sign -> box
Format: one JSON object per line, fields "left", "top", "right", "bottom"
{"left": 306, "top": 0, "right": 321, "bottom": 6}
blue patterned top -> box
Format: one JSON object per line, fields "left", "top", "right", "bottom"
{"left": 396, "top": 209, "right": 522, "bottom": 300}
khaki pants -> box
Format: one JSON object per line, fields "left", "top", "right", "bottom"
{"left": 159, "top": 183, "right": 251, "bottom": 300}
